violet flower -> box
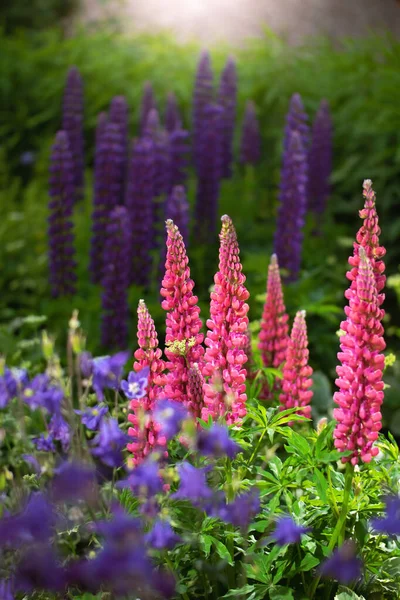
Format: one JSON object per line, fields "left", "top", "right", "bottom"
{"left": 371, "top": 496, "right": 400, "bottom": 536}
{"left": 62, "top": 66, "right": 84, "bottom": 202}
{"left": 165, "top": 91, "right": 181, "bottom": 132}
{"left": 145, "top": 520, "right": 180, "bottom": 550}
{"left": 91, "top": 418, "right": 129, "bottom": 468}
{"left": 320, "top": 541, "right": 362, "bottom": 584}
{"left": 0, "top": 492, "right": 55, "bottom": 547}
{"left": 239, "top": 100, "right": 261, "bottom": 166}
{"left": 140, "top": 81, "right": 156, "bottom": 134}
{"left": 169, "top": 124, "right": 190, "bottom": 190}
{"left": 100, "top": 205, "right": 131, "bottom": 349}
{"left": 271, "top": 516, "right": 310, "bottom": 545}
{"left": 193, "top": 50, "right": 214, "bottom": 169}
{"left": 217, "top": 490, "right": 260, "bottom": 529}
{"left": 118, "top": 459, "right": 163, "bottom": 497}
{"left": 283, "top": 93, "right": 309, "bottom": 154}
{"left": 273, "top": 130, "right": 308, "bottom": 281}
{"left": 308, "top": 99, "right": 333, "bottom": 229}
{"left": 48, "top": 413, "right": 71, "bottom": 452}
{"left": 153, "top": 399, "right": 189, "bottom": 440}
{"left": 196, "top": 425, "right": 241, "bottom": 459}
{"left": 109, "top": 95, "right": 129, "bottom": 187}
{"left": 92, "top": 351, "right": 130, "bottom": 400}
{"left": 121, "top": 367, "right": 150, "bottom": 400}
{"left": 172, "top": 462, "right": 213, "bottom": 504}
{"left": 51, "top": 461, "right": 97, "bottom": 503}
{"left": 74, "top": 404, "right": 109, "bottom": 430}
{"left": 48, "top": 130, "right": 77, "bottom": 297}
{"left": 218, "top": 56, "right": 237, "bottom": 178}
{"left": 90, "top": 122, "right": 125, "bottom": 283}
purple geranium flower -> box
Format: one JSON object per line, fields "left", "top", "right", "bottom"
{"left": 92, "top": 351, "right": 130, "bottom": 401}
{"left": 75, "top": 404, "right": 109, "bottom": 430}
{"left": 33, "top": 434, "right": 56, "bottom": 452}
{"left": 272, "top": 516, "right": 310, "bottom": 545}
{"left": 118, "top": 459, "right": 163, "bottom": 497}
{"left": 320, "top": 541, "right": 362, "bottom": 584}
{"left": 120, "top": 367, "right": 149, "bottom": 400}
{"left": 91, "top": 418, "right": 129, "bottom": 468}
{"left": 22, "top": 454, "right": 41, "bottom": 475}
{"left": 95, "top": 503, "right": 142, "bottom": 545}
{"left": 172, "top": 463, "right": 213, "bottom": 505}
{"left": 79, "top": 351, "right": 94, "bottom": 379}
{"left": 49, "top": 413, "right": 71, "bottom": 453}
{"left": 371, "top": 496, "right": 400, "bottom": 536}
{"left": 0, "top": 493, "right": 55, "bottom": 548}
{"left": 51, "top": 461, "right": 97, "bottom": 503}
{"left": 217, "top": 489, "right": 260, "bottom": 529}
{"left": 15, "top": 545, "right": 67, "bottom": 594}
{"left": 145, "top": 520, "right": 180, "bottom": 550}
{"left": 196, "top": 424, "right": 241, "bottom": 459}
{"left": 22, "top": 375, "right": 63, "bottom": 415}
{"left": 153, "top": 399, "right": 189, "bottom": 441}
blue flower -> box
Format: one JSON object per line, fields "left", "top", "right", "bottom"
{"left": 217, "top": 489, "right": 260, "bottom": 529}
{"left": 145, "top": 520, "right": 180, "bottom": 550}
{"left": 0, "top": 378, "right": 9, "bottom": 409}
{"left": 49, "top": 413, "right": 71, "bottom": 452}
{"left": 92, "top": 351, "right": 130, "bottom": 400}
{"left": 172, "top": 462, "right": 213, "bottom": 504}
{"left": 33, "top": 434, "right": 56, "bottom": 452}
{"left": 153, "top": 399, "right": 188, "bottom": 440}
{"left": 371, "top": 496, "right": 400, "bottom": 536}
{"left": 15, "top": 545, "right": 67, "bottom": 593}
{"left": 0, "top": 578, "right": 14, "bottom": 600}
{"left": 0, "top": 493, "right": 55, "bottom": 548}
{"left": 320, "top": 541, "right": 362, "bottom": 584}
{"left": 91, "top": 418, "right": 129, "bottom": 468}
{"left": 75, "top": 404, "right": 109, "bottom": 430}
{"left": 79, "top": 351, "right": 94, "bottom": 379}
{"left": 120, "top": 367, "right": 149, "bottom": 400}
{"left": 51, "top": 461, "right": 97, "bottom": 503}
{"left": 272, "top": 516, "right": 310, "bottom": 545}
{"left": 22, "top": 374, "right": 63, "bottom": 414}
{"left": 118, "top": 459, "right": 163, "bottom": 497}
{"left": 22, "top": 454, "right": 41, "bottom": 475}
{"left": 196, "top": 424, "right": 241, "bottom": 459}
{"left": 95, "top": 503, "right": 142, "bottom": 545}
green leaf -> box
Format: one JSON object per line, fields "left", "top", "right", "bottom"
{"left": 314, "top": 469, "right": 328, "bottom": 503}
{"left": 269, "top": 585, "right": 295, "bottom": 600}
{"left": 299, "top": 553, "right": 320, "bottom": 572}
{"left": 208, "top": 536, "right": 234, "bottom": 566}
{"left": 335, "top": 587, "right": 366, "bottom": 600}
{"left": 285, "top": 431, "right": 310, "bottom": 457}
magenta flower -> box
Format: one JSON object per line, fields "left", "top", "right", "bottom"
{"left": 279, "top": 310, "right": 313, "bottom": 421}
{"left": 258, "top": 254, "right": 289, "bottom": 398}
{"left": 160, "top": 220, "right": 204, "bottom": 408}
{"left": 333, "top": 247, "right": 385, "bottom": 464}
{"left": 187, "top": 363, "right": 205, "bottom": 421}
{"left": 202, "top": 215, "right": 250, "bottom": 424}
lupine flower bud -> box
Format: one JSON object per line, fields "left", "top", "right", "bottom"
{"left": 194, "top": 103, "right": 224, "bottom": 242}
{"left": 202, "top": 215, "right": 250, "bottom": 424}
{"left": 125, "top": 137, "right": 154, "bottom": 287}
{"left": 239, "top": 101, "right": 261, "bottom": 166}
{"left": 90, "top": 122, "right": 125, "bottom": 283}
{"left": 274, "top": 130, "right": 308, "bottom": 282}
{"left": 48, "top": 131, "right": 77, "bottom": 297}
{"left": 333, "top": 247, "right": 386, "bottom": 465}
{"left": 62, "top": 66, "right": 84, "bottom": 202}
{"left": 308, "top": 99, "right": 333, "bottom": 228}
{"left": 284, "top": 93, "right": 309, "bottom": 153}
{"left": 258, "top": 254, "right": 289, "bottom": 396}
{"left": 279, "top": 310, "right": 313, "bottom": 420}
{"left": 128, "top": 300, "right": 166, "bottom": 464}
{"left": 188, "top": 364, "right": 205, "bottom": 420}
{"left": 160, "top": 220, "right": 204, "bottom": 408}
{"left": 218, "top": 56, "right": 237, "bottom": 178}
{"left": 346, "top": 179, "right": 386, "bottom": 308}
{"left": 101, "top": 206, "right": 131, "bottom": 349}
{"left": 165, "top": 91, "right": 181, "bottom": 132}
{"left": 140, "top": 81, "right": 156, "bottom": 134}
{"left": 193, "top": 51, "right": 214, "bottom": 169}
{"left": 169, "top": 124, "right": 190, "bottom": 190}
{"left": 109, "top": 95, "right": 129, "bottom": 184}
{"left": 95, "top": 111, "right": 108, "bottom": 148}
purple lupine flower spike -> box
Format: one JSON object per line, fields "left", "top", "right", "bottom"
{"left": 165, "top": 91, "right": 181, "bottom": 132}
{"left": 95, "top": 111, "right": 108, "bottom": 149}
{"left": 48, "top": 131, "right": 77, "bottom": 297}
{"left": 140, "top": 82, "right": 156, "bottom": 134}
{"left": 218, "top": 56, "right": 237, "bottom": 178}
{"left": 193, "top": 50, "right": 214, "bottom": 169}
{"left": 308, "top": 99, "right": 333, "bottom": 229}
{"left": 90, "top": 122, "right": 125, "bottom": 283}
{"left": 273, "top": 130, "right": 308, "bottom": 282}
{"left": 62, "top": 66, "right": 84, "bottom": 202}
{"left": 109, "top": 95, "right": 129, "bottom": 186}
{"left": 169, "top": 123, "right": 190, "bottom": 190}
{"left": 195, "top": 103, "right": 224, "bottom": 243}
{"left": 284, "top": 93, "right": 309, "bottom": 152}
{"left": 125, "top": 137, "right": 155, "bottom": 287}
{"left": 239, "top": 101, "right": 261, "bottom": 166}
{"left": 101, "top": 206, "right": 131, "bottom": 349}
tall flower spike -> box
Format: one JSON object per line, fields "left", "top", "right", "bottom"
{"left": 95, "top": 111, "right": 108, "bottom": 149}
{"left": 128, "top": 300, "right": 166, "bottom": 464}
{"left": 284, "top": 93, "right": 309, "bottom": 153}
{"left": 308, "top": 99, "right": 333, "bottom": 228}
{"left": 194, "top": 103, "right": 224, "bottom": 243}
{"left": 125, "top": 137, "right": 154, "bottom": 287}
{"left": 258, "top": 254, "right": 289, "bottom": 396}
{"left": 333, "top": 248, "right": 385, "bottom": 464}
{"left": 101, "top": 206, "right": 131, "bottom": 349}
{"left": 188, "top": 364, "right": 205, "bottom": 421}
{"left": 90, "top": 122, "right": 125, "bottom": 283}
{"left": 193, "top": 50, "right": 214, "bottom": 169}
{"left": 279, "top": 310, "right": 313, "bottom": 420}
{"left": 165, "top": 91, "right": 181, "bottom": 132}
{"left": 346, "top": 179, "right": 386, "bottom": 307}
{"left": 218, "top": 56, "right": 237, "bottom": 178}
{"left": 160, "top": 220, "right": 204, "bottom": 408}
{"left": 239, "top": 100, "right": 261, "bottom": 166}
{"left": 202, "top": 215, "right": 250, "bottom": 424}
{"left": 169, "top": 123, "right": 190, "bottom": 190}
{"left": 274, "top": 130, "right": 308, "bottom": 282}
{"left": 140, "top": 82, "right": 156, "bottom": 134}
{"left": 62, "top": 66, "right": 84, "bottom": 202}
{"left": 48, "top": 131, "right": 77, "bottom": 297}
{"left": 109, "top": 95, "right": 129, "bottom": 185}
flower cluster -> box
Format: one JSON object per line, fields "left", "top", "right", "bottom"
{"left": 218, "top": 56, "right": 237, "bottom": 178}
{"left": 62, "top": 66, "right": 84, "bottom": 202}
{"left": 308, "top": 99, "right": 332, "bottom": 228}
{"left": 192, "top": 50, "right": 214, "bottom": 170}
{"left": 239, "top": 100, "right": 261, "bottom": 166}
